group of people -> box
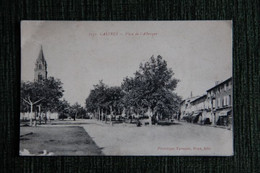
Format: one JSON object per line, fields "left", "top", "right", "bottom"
{"left": 29, "top": 112, "right": 51, "bottom": 126}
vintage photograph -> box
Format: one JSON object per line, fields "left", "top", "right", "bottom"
{"left": 20, "top": 21, "right": 233, "bottom": 156}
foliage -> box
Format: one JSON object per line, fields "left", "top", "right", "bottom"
{"left": 20, "top": 77, "right": 64, "bottom": 112}
{"left": 85, "top": 81, "right": 124, "bottom": 115}
{"left": 85, "top": 55, "right": 181, "bottom": 119}
{"left": 121, "top": 55, "right": 181, "bottom": 118}
{"left": 105, "top": 86, "right": 125, "bottom": 114}
{"left": 57, "top": 99, "right": 71, "bottom": 119}
{"left": 71, "top": 102, "right": 86, "bottom": 119}
{"left": 85, "top": 80, "right": 108, "bottom": 113}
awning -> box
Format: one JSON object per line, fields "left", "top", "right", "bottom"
{"left": 182, "top": 113, "right": 190, "bottom": 118}
{"left": 218, "top": 109, "right": 232, "bottom": 116}
{"left": 204, "top": 112, "right": 212, "bottom": 118}
{"left": 192, "top": 112, "right": 202, "bottom": 117}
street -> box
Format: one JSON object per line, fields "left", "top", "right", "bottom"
{"left": 82, "top": 119, "right": 233, "bottom": 156}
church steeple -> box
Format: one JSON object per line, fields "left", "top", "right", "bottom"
{"left": 34, "top": 45, "right": 47, "bottom": 81}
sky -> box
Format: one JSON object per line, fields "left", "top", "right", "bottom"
{"left": 21, "top": 21, "right": 232, "bottom": 106}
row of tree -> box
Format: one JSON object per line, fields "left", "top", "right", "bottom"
{"left": 85, "top": 55, "right": 182, "bottom": 120}
{"left": 21, "top": 55, "right": 182, "bottom": 124}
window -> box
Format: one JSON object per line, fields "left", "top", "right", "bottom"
{"left": 212, "top": 99, "right": 216, "bottom": 108}
{"left": 218, "top": 98, "right": 221, "bottom": 108}
{"left": 229, "top": 95, "right": 232, "bottom": 105}
{"left": 39, "top": 64, "right": 42, "bottom": 69}
{"left": 38, "top": 74, "right": 42, "bottom": 80}
{"left": 226, "top": 96, "right": 228, "bottom": 106}
{"left": 228, "top": 81, "right": 232, "bottom": 89}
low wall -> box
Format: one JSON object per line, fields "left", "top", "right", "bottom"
{"left": 20, "top": 112, "right": 59, "bottom": 120}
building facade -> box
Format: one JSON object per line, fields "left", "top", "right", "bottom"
{"left": 179, "top": 96, "right": 200, "bottom": 122}
{"left": 179, "top": 77, "right": 232, "bottom": 127}
{"left": 190, "top": 95, "right": 209, "bottom": 124}
{"left": 207, "top": 77, "right": 232, "bottom": 126}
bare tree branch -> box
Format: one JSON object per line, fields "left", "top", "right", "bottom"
{"left": 22, "top": 98, "right": 31, "bottom": 105}
{"left": 33, "top": 98, "right": 44, "bottom": 105}
{"left": 23, "top": 97, "right": 44, "bottom": 105}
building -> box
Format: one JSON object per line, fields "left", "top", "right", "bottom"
{"left": 34, "top": 46, "right": 47, "bottom": 81}
{"left": 179, "top": 77, "right": 232, "bottom": 127}
{"left": 207, "top": 77, "right": 232, "bottom": 126}
{"left": 179, "top": 96, "right": 200, "bottom": 122}
{"left": 190, "top": 95, "right": 209, "bottom": 124}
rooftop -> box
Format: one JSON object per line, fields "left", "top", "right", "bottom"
{"left": 180, "top": 96, "right": 200, "bottom": 104}
{"left": 190, "top": 95, "right": 207, "bottom": 104}
{"left": 206, "top": 77, "right": 232, "bottom": 92}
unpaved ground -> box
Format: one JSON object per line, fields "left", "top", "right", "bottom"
{"left": 82, "top": 120, "right": 233, "bottom": 156}
{"left": 20, "top": 126, "right": 103, "bottom": 156}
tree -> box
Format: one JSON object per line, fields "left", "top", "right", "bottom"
{"left": 121, "top": 55, "right": 181, "bottom": 122}
{"left": 85, "top": 81, "right": 124, "bottom": 120}
{"left": 71, "top": 102, "right": 86, "bottom": 120}
{"left": 85, "top": 56, "right": 181, "bottom": 123}
{"left": 21, "top": 81, "right": 45, "bottom": 126}
{"left": 40, "top": 77, "right": 64, "bottom": 112}
{"left": 57, "top": 99, "right": 71, "bottom": 120}
{"left": 21, "top": 77, "right": 64, "bottom": 126}
{"left": 105, "top": 86, "right": 125, "bottom": 115}
{"left": 85, "top": 89, "right": 99, "bottom": 116}
{"left": 85, "top": 80, "right": 108, "bottom": 120}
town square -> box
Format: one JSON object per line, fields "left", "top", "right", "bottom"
{"left": 20, "top": 21, "right": 233, "bottom": 156}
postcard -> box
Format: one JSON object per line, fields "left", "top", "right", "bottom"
{"left": 20, "top": 21, "right": 233, "bottom": 156}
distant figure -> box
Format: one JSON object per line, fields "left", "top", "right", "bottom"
{"left": 33, "top": 112, "right": 37, "bottom": 126}
{"left": 137, "top": 119, "right": 142, "bottom": 127}
{"left": 39, "top": 112, "right": 42, "bottom": 125}
{"left": 43, "top": 113, "right": 47, "bottom": 124}
{"left": 46, "top": 112, "right": 51, "bottom": 123}
{"left": 156, "top": 114, "right": 159, "bottom": 125}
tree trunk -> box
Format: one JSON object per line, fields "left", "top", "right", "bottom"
{"left": 94, "top": 109, "right": 97, "bottom": 119}
{"left": 38, "top": 105, "right": 41, "bottom": 125}
{"left": 74, "top": 112, "right": 76, "bottom": 121}
{"left": 148, "top": 107, "right": 152, "bottom": 126}
{"left": 110, "top": 106, "right": 113, "bottom": 119}
{"left": 33, "top": 111, "right": 37, "bottom": 127}
{"left": 105, "top": 110, "right": 107, "bottom": 122}
{"left": 29, "top": 103, "right": 33, "bottom": 126}
{"left": 101, "top": 109, "right": 104, "bottom": 121}
{"left": 150, "top": 111, "right": 153, "bottom": 126}
{"left": 98, "top": 107, "right": 100, "bottom": 120}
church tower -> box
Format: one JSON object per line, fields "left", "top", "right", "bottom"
{"left": 34, "top": 46, "right": 47, "bottom": 82}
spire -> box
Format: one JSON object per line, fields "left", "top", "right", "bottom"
{"left": 37, "top": 45, "right": 46, "bottom": 65}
